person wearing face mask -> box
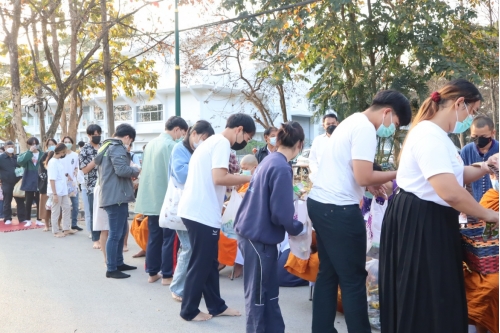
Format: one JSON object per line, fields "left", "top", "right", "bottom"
{"left": 80, "top": 124, "right": 103, "bottom": 248}
{"left": 254, "top": 127, "right": 278, "bottom": 164}
{"left": 135, "top": 116, "right": 188, "bottom": 285}
{"left": 17, "top": 137, "right": 44, "bottom": 228}
{"left": 307, "top": 90, "right": 412, "bottom": 333}
{"left": 177, "top": 113, "right": 255, "bottom": 321}
{"left": 39, "top": 139, "right": 58, "bottom": 231}
{"left": 0, "top": 141, "right": 27, "bottom": 225}
{"left": 460, "top": 115, "right": 499, "bottom": 202}
{"left": 61, "top": 136, "right": 82, "bottom": 231}
{"left": 46, "top": 143, "right": 77, "bottom": 238}
{"left": 94, "top": 124, "right": 141, "bottom": 279}
{"left": 379, "top": 79, "right": 499, "bottom": 333}
{"left": 234, "top": 122, "right": 307, "bottom": 333}
{"left": 309, "top": 113, "right": 339, "bottom": 183}
{"left": 167, "top": 120, "right": 215, "bottom": 302}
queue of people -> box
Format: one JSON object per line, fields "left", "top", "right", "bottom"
{"left": 0, "top": 77, "right": 498, "bottom": 333}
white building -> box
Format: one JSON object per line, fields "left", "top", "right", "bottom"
{"left": 22, "top": 84, "right": 323, "bottom": 152}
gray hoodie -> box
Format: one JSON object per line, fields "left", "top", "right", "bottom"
{"left": 94, "top": 138, "right": 140, "bottom": 208}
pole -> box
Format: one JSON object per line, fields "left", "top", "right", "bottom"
{"left": 101, "top": 0, "right": 114, "bottom": 137}
{"left": 174, "top": 0, "right": 181, "bottom": 117}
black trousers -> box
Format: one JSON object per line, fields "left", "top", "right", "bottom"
{"left": 307, "top": 198, "right": 371, "bottom": 333}
{"left": 238, "top": 236, "right": 285, "bottom": 333}
{"left": 2, "top": 182, "right": 27, "bottom": 222}
{"left": 25, "top": 191, "right": 40, "bottom": 220}
{"left": 87, "top": 192, "right": 101, "bottom": 242}
{"left": 180, "top": 218, "right": 227, "bottom": 320}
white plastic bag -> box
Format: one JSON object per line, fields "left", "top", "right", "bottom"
{"left": 288, "top": 199, "right": 312, "bottom": 260}
{"left": 45, "top": 195, "right": 52, "bottom": 211}
{"left": 159, "top": 177, "right": 186, "bottom": 231}
{"left": 93, "top": 183, "right": 109, "bottom": 231}
{"left": 366, "top": 259, "right": 380, "bottom": 330}
{"left": 368, "top": 199, "right": 387, "bottom": 247}
{"left": 221, "top": 188, "right": 242, "bottom": 239}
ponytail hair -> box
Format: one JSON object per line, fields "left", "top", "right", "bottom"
{"left": 412, "top": 78, "right": 482, "bottom": 128}
{"left": 277, "top": 121, "right": 305, "bottom": 148}
{"left": 44, "top": 143, "right": 67, "bottom": 168}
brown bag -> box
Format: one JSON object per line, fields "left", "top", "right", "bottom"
{"left": 13, "top": 179, "right": 25, "bottom": 198}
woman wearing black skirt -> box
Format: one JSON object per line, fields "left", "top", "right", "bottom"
{"left": 380, "top": 79, "right": 499, "bottom": 333}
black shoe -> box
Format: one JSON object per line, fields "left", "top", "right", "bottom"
{"left": 106, "top": 270, "right": 130, "bottom": 279}
{"left": 117, "top": 264, "right": 137, "bottom": 272}
{"left": 71, "top": 225, "right": 83, "bottom": 231}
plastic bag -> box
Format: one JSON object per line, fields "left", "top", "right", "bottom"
{"left": 366, "top": 259, "right": 380, "bottom": 330}
{"left": 67, "top": 180, "right": 78, "bottom": 197}
{"left": 14, "top": 167, "right": 24, "bottom": 177}
{"left": 368, "top": 199, "right": 387, "bottom": 247}
{"left": 288, "top": 199, "right": 312, "bottom": 260}
{"left": 92, "top": 183, "right": 109, "bottom": 231}
{"left": 13, "top": 179, "right": 25, "bottom": 198}
{"left": 221, "top": 188, "right": 242, "bottom": 239}
{"left": 159, "top": 177, "right": 186, "bottom": 231}
{"left": 45, "top": 195, "right": 52, "bottom": 211}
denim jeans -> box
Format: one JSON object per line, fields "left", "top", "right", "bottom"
{"left": 104, "top": 203, "right": 128, "bottom": 272}
{"left": 87, "top": 192, "right": 101, "bottom": 242}
{"left": 170, "top": 230, "right": 192, "bottom": 297}
{"left": 70, "top": 192, "right": 79, "bottom": 227}
{"left": 0, "top": 200, "right": 3, "bottom": 218}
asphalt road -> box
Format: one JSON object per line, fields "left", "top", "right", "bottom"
{"left": 0, "top": 227, "right": 350, "bottom": 333}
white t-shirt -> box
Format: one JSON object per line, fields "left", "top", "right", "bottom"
{"left": 309, "top": 112, "right": 377, "bottom": 205}
{"left": 397, "top": 121, "right": 464, "bottom": 207}
{"left": 309, "top": 133, "right": 330, "bottom": 182}
{"left": 63, "top": 151, "right": 79, "bottom": 180}
{"left": 32, "top": 152, "right": 40, "bottom": 166}
{"left": 47, "top": 158, "right": 68, "bottom": 196}
{"left": 178, "top": 134, "right": 231, "bottom": 228}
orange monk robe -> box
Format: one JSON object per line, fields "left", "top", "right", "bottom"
{"left": 130, "top": 214, "right": 149, "bottom": 251}
{"left": 464, "top": 188, "right": 499, "bottom": 333}
{"left": 237, "top": 182, "right": 250, "bottom": 194}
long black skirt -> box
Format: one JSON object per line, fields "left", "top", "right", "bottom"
{"left": 379, "top": 189, "right": 467, "bottom": 333}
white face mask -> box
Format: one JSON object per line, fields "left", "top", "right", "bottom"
{"left": 193, "top": 138, "right": 203, "bottom": 149}
{"left": 6, "top": 148, "right": 14, "bottom": 154}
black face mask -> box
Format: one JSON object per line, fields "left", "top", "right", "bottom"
{"left": 231, "top": 132, "right": 248, "bottom": 151}
{"left": 60, "top": 154, "right": 66, "bottom": 159}
{"left": 91, "top": 136, "right": 101, "bottom": 144}
{"left": 326, "top": 125, "right": 337, "bottom": 135}
{"left": 473, "top": 136, "right": 492, "bottom": 149}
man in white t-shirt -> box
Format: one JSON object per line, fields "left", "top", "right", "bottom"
{"left": 62, "top": 136, "right": 82, "bottom": 231}
{"left": 307, "top": 90, "right": 412, "bottom": 333}
{"left": 309, "top": 113, "right": 338, "bottom": 182}
{"left": 177, "top": 114, "right": 255, "bottom": 322}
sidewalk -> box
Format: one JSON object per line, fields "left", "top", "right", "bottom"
{"left": 0, "top": 226, "right": 353, "bottom": 333}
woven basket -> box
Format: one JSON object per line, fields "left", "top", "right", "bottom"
{"left": 463, "top": 251, "right": 499, "bottom": 275}
{"left": 460, "top": 223, "right": 485, "bottom": 238}
{"left": 462, "top": 233, "right": 499, "bottom": 274}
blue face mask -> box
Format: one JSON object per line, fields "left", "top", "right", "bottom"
{"left": 376, "top": 112, "right": 396, "bottom": 138}
{"left": 452, "top": 103, "right": 473, "bottom": 134}
{"left": 241, "top": 170, "right": 252, "bottom": 176}
{"left": 48, "top": 146, "right": 55, "bottom": 151}
{"left": 269, "top": 137, "right": 277, "bottom": 146}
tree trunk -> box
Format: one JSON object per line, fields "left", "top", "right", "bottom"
{"left": 101, "top": 0, "right": 114, "bottom": 138}
{"left": 68, "top": 0, "right": 79, "bottom": 147}
{"left": 489, "top": 78, "right": 498, "bottom": 138}
{"left": 1, "top": 0, "right": 28, "bottom": 151}
{"left": 277, "top": 84, "right": 288, "bottom": 123}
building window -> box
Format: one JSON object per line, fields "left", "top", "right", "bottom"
{"left": 114, "top": 104, "right": 132, "bottom": 121}
{"left": 136, "top": 104, "right": 163, "bottom": 122}
{"left": 80, "top": 106, "right": 90, "bottom": 128}
{"left": 94, "top": 106, "right": 104, "bottom": 120}
{"left": 22, "top": 111, "right": 35, "bottom": 126}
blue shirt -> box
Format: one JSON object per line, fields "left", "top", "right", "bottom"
{"left": 168, "top": 142, "right": 192, "bottom": 187}
{"left": 234, "top": 152, "right": 303, "bottom": 245}
{"left": 460, "top": 140, "right": 499, "bottom": 202}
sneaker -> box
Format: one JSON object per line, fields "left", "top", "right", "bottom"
{"left": 106, "top": 270, "right": 131, "bottom": 279}
{"left": 35, "top": 220, "right": 44, "bottom": 226}
{"left": 71, "top": 225, "right": 83, "bottom": 231}
{"left": 5, "top": 220, "right": 11, "bottom": 225}
{"left": 24, "top": 221, "right": 32, "bottom": 227}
